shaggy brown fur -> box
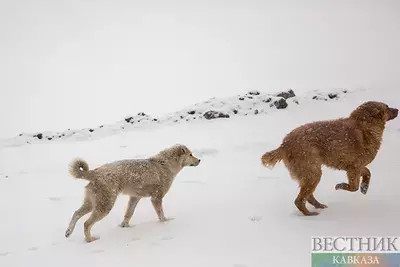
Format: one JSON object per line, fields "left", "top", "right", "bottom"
{"left": 261, "top": 101, "right": 398, "bottom": 216}
{"left": 65, "top": 144, "right": 201, "bottom": 242}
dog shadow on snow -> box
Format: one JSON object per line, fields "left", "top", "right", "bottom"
{"left": 290, "top": 197, "right": 397, "bottom": 223}
{"left": 76, "top": 218, "right": 179, "bottom": 247}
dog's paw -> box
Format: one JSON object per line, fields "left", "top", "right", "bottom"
{"left": 65, "top": 229, "right": 72, "bottom": 238}
{"left": 335, "top": 183, "right": 347, "bottom": 190}
{"left": 119, "top": 222, "right": 132, "bottom": 228}
{"left": 159, "top": 217, "right": 174, "bottom": 222}
{"left": 360, "top": 182, "right": 369, "bottom": 195}
{"left": 85, "top": 236, "right": 99, "bottom": 243}
{"left": 314, "top": 203, "right": 328, "bottom": 209}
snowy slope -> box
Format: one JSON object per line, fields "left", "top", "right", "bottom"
{"left": 1, "top": 88, "right": 350, "bottom": 147}
{"left": 0, "top": 88, "right": 399, "bottom": 267}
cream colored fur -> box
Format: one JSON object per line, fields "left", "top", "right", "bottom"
{"left": 65, "top": 144, "right": 201, "bottom": 242}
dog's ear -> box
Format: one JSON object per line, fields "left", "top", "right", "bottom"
{"left": 370, "top": 107, "right": 384, "bottom": 120}
{"left": 181, "top": 147, "right": 187, "bottom": 155}
{"left": 177, "top": 146, "right": 187, "bottom": 157}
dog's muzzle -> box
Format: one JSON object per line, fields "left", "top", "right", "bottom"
{"left": 388, "top": 108, "right": 399, "bottom": 121}
{"left": 190, "top": 159, "right": 201, "bottom": 166}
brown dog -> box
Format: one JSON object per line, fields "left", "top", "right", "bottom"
{"left": 261, "top": 101, "right": 398, "bottom": 216}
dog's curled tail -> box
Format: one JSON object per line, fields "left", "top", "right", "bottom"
{"left": 69, "top": 159, "right": 90, "bottom": 180}
{"left": 261, "top": 147, "right": 283, "bottom": 168}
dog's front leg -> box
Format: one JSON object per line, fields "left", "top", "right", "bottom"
{"left": 360, "top": 167, "right": 371, "bottom": 195}
{"left": 151, "top": 196, "right": 173, "bottom": 222}
{"left": 335, "top": 169, "right": 361, "bottom": 192}
{"left": 120, "top": 197, "right": 141, "bottom": 228}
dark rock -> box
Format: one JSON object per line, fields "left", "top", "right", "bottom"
{"left": 247, "top": 96, "right": 253, "bottom": 99}
{"left": 248, "top": 90, "right": 260, "bottom": 96}
{"left": 328, "top": 93, "right": 338, "bottom": 99}
{"left": 276, "top": 89, "right": 296, "bottom": 99}
{"left": 239, "top": 97, "right": 245, "bottom": 101}
{"left": 262, "top": 97, "right": 272, "bottom": 103}
{"left": 138, "top": 112, "right": 146, "bottom": 116}
{"left": 343, "top": 90, "right": 348, "bottom": 93}
{"left": 19, "top": 133, "right": 23, "bottom": 136}
{"left": 188, "top": 110, "right": 196, "bottom": 115}
{"left": 48, "top": 137, "right": 52, "bottom": 140}
{"left": 254, "top": 109, "right": 259, "bottom": 115}
{"left": 34, "top": 133, "right": 43, "bottom": 140}
{"left": 312, "top": 95, "right": 329, "bottom": 101}
{"left": 153, "top": 118, "right": 158, "bottom": 122}
{"left": 125, "top": 117, "right": 133, "bottom": 123}
{"left": 180, "top": 116, "right": 184, "bottom": 119}
{"left": 273, "top": 98, "right": 288, "bottom": 109}
{"left": 203, "top": 110, "right": 230, "bottom": 120}
{"left": 233, "top": 109, "right": 238, "bottom": 114}
{"left": 88, "top": 129, "right": 94, "bottom": 132}
{"left": 99, "top": 125, "right": 103, "bottom": 128}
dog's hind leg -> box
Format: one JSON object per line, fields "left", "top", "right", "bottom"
{"left": 360, "top": 167, "right": 371, "bottom": 195}
{"left": 295, "top": 183, "right": 320, "bottom": 216}
{"left": 120, "top": 197, "right": 141, "bottom": 228}
{"left": 308, "top": 193, "right": 328, "bottom": 209}
{"left": 65, "top": 195, "right": 93, "bottom": 238}
{"left": 294, "top": 167, "right": 323, "bottom": 216}
{"left": 84, "top": 193, "right": 117, "bottom": 243}
{"left": 302, "top": 166, "right": 327, "bottom": 209}
{"left": 335, "top": 169, "right": 361, "bottom": 192}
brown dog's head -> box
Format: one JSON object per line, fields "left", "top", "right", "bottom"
{"left": 350, "top": 101, "right": 398, "bottom": 124}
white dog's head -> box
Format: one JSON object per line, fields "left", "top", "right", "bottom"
{"left": 172, "top": 144, "right": 201, "bottom": 167}
{"left": 154, "top": 144, "right": 201, "bottom": 168}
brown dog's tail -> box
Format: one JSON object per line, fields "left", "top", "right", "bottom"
{"left": 261, "top": 147, "right": 283, "bottom": 168}
{"left": 69, "top": 159, "right": 91, "bottom": 180}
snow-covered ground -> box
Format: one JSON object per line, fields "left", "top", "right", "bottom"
{"left": 0, "top": 88, "right": 399, "bottom": 267}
